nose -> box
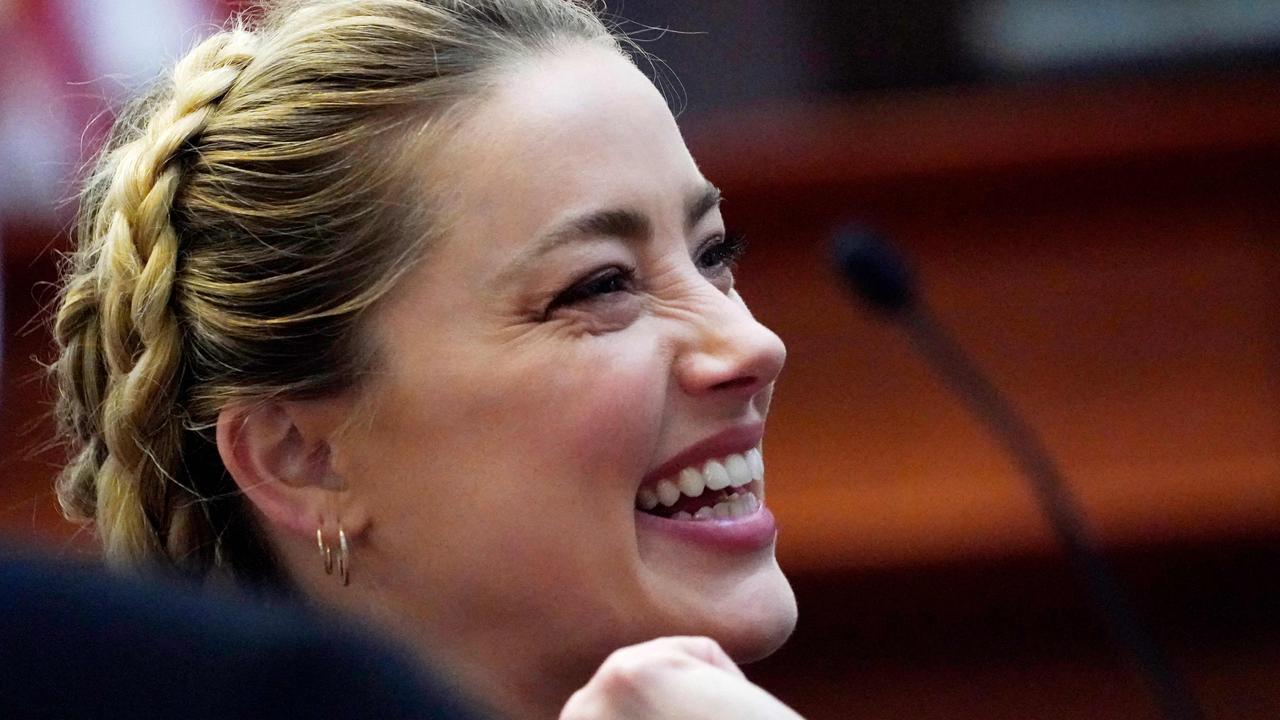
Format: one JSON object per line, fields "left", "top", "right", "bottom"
{"left": 673, "top": 287, "right": 787, "bottom": 400}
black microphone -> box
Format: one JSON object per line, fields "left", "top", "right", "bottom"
{"left": 831, "top": 226, "right": 1205, "bottom": 720}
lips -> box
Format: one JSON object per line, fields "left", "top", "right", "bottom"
{"left": 633, "top": 425, "right": 777, "bottom": 550}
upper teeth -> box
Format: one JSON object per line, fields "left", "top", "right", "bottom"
{"left": 636, "top": 447, "right": 764, "bottom": 511}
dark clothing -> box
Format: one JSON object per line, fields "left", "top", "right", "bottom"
{"left": 0, "top": 547, "right": 482, "bottom": 719}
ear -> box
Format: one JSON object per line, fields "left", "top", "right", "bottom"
{"left": 216, "top": 398, "right": 369, "bottom": 539}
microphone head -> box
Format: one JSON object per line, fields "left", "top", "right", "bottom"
{"left": 831, "top": 226, "right": 917, "bottom": 315}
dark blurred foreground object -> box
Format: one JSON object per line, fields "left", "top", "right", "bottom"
{"left": 832, "top": 227, "right": 1205, "bottom": 720}
{"left": 0, "top": 548, "right": 482, "bottom": 720}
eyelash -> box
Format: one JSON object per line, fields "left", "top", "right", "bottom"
{"left": 544, "top": 232, "right": 748, "bottom": 317}
{"left": 545, "top": 267, "right": 637, "bottom": 314}
{"left": 696, "top": 231, "right": 747, "bottom": 274}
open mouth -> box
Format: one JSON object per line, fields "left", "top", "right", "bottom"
{"left": 635, "top": 448, "right": 764, "bottom": 521}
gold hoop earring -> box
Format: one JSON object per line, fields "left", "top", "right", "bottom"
{"left": 337, "top": 527, "right": 350, "bottom": 587}
{"left": 316, "top": 527, "right": 333, "bottom": 575}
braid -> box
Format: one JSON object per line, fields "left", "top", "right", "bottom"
{"left": 54, "top": 30, "right": 256, "bottom": 570}
{"left": 52, "top": 0, "right": 623, "bottom": 586}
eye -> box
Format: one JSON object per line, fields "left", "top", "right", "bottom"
{"left": 544, "top": 266, "right": 636, "bottom": 318}
{"left": 695, "top": 231, "right": 747, "bottom": 276}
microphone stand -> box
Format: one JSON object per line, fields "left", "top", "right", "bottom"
{"left": 833, "top": 228, "right": 1206, "bottom": 720}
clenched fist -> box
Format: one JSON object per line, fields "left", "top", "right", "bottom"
{"left": 561, "top": 637, "right": 805, "bottom": 720}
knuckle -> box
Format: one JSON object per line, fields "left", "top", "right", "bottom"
{"left": 595, "top": 646, "right": 681, "bottom": 693}
{"left": 692, "top": 636, "right": 721, "bottom": 654}
{"left": 601, "top": 654, "right": 654, "bottom": 691}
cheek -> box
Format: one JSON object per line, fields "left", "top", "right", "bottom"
{"left": 354, "top": 332, "right": 670, "bottom": 520}
{"left": 551, "top": 343, "right": 669, "bottom": 480}
{"left": 348, "top": 336, "right": 675, "bottom": 621}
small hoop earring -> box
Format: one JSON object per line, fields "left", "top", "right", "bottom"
{"left": 337, "top": 527, "right": 350, "bottom": 587}
{"left": 316, "top": 527, "right": 333, "bottom": 575}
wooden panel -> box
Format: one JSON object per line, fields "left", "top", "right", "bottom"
{"left": 755, "top": 645, "right": 1280, "bottom": 720}
{"left": 743, "top": 196, "right": 1280, "bottom": 571}
{"left": 686, "top": 71, "right": 1280, "bottom": 193}
{"left": 749, "top": 536, "right": 1280, "bottom": 719}
{"left": 685, "top": 76, "right": 1280, "bottom": 571}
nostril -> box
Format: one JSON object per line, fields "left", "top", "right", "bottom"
{"left": 709, "top": 375, "right": 758, "bottom": 393}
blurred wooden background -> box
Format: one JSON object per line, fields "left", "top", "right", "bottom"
{"left": 698, "top": 71, "right": 1280, "bottom": 719}
{"left": 3, "top": 58, "right": 1278, "bottom": 720}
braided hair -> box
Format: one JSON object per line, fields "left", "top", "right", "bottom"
{"left": 53, "top": 0, "right": 622, "bottom": 585}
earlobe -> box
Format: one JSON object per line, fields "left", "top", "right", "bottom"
{"left": 216, "top": 400, "right": 368, "bottom": 538}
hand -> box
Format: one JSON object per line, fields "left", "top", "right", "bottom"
{"left": 560, "top": 636, "right": 805, "bottom": 720}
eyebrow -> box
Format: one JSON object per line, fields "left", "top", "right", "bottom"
{"left": 498, "top": 181, "right": 723, "bottom": 284}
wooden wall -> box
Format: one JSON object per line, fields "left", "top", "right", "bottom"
{"left": 3, "top": 69, "right": 1278, "bottom": 718}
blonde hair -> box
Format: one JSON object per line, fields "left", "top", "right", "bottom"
{"left": 53, "top": 0, "right": 622, "bottom": 585}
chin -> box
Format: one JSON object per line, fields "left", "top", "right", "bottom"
{"left": 632, "top": 503, "right": 798, "bottom": 662}
{"left": 709, "top": 566, "right": 797, "bottom": 663}
{"left": 642, "top": 559, "right": 796, "bottom": 664}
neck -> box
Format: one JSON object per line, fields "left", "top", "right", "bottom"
{"left": 273, "top": 532, "right": 612, "bottom": 719}
{"left": 380, "top": 601, "right": 601, "bottom": 720}
{"left": 308, "top": 575, "right": 602, "bottom": 719}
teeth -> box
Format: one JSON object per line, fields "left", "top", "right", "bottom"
{"left": 656, "top": 480, "right": 681, "bottom": 507}
{"left": 648, "top": 490, "right": 761, "bottom": 521}
{"left": 637, "top": 486, "right": 659, "bottom": 511}
{"left": 636, "top": 447, "right": 767, "bottom": 512}
{"left": 677, "top": 467, "right": 705, "bottom": 498}
{"left": 703, "top": 460, "right": 731, "bottom": 491}
{"left": 718, "top": 492, "right": 754, "bottom": 519}
{"left": 724, "top": 453, "right": 752, "bottom": 488}
{"left": 746, "top": 447, "right": 764, "bottom": 481}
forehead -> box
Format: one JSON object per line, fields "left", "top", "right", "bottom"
{"left": 430, "top": 44, "right": 708, "bottom": 256}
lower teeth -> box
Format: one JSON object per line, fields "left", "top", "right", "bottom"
{"left": 669, "top": 492, "right": 759, "bottom": 521}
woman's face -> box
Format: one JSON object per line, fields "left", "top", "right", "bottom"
{"left": 333, "top": 43, "right": 793, "bottom": 700}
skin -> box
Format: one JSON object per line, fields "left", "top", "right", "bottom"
{"left": 220, "top": 42, "right": 794, "bottom": 719}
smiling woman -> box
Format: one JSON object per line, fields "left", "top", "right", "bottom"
{"left": 51, "top": 1, "right": 799, "bottom": 718}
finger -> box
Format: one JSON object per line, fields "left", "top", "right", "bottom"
{"left": 642, "top": 636, "right": 747, "bottom": 678}
{"left": 558, "top": 685, "right": 605, "bottom": 720}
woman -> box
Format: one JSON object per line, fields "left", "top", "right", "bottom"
{"left": 53, "top": 1, "right": 801, "bottom": 717}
